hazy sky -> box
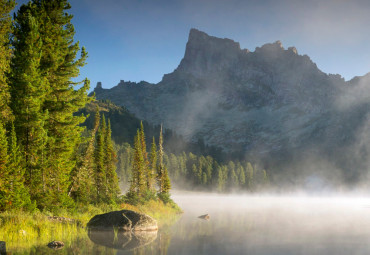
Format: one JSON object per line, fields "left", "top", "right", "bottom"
{"left": 14, "top": 0, "right": 370, "bottom": 91}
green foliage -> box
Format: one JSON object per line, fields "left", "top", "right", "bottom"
{"left": 0, "top": 122, "right": 9, "bottom": 210}
{"left": 5, "top": 123, "right": 33, "bottom": 210}
{"left": 148, "top": 137, "right": 157, "bottom": 191}
{"left": 104, "top": 119, "right": 120, "bottom": 202}
{"left": 0, "top": 0, "right": 15, "bottom": 122}
{"left": 157, "top": 193, "right": 180, "bottom": 211}
{"left": 94, "top": 121, "right": 106, "bottom": 202}
{"left": 130, "top": 129, "right": 146, "bottom": 195}
{"left": 7, "top": 0, "right": 92, "bottom": 210}
{"left": 123, "top": 191, "right": 141, "bottom": 206}
{"left": 161, "top": 167, "right": 171, "bottom": 194}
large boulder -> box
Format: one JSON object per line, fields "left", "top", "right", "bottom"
{"left": 87, "top": 210, "right": 158, "bottom": 231}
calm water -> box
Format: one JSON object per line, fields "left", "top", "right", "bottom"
{"left": 12, "top": 193, "right": 370, "bottom": 254}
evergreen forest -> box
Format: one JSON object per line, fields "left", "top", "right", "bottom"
{"left": 0, "top": 0, "right": 269, "bottom": 213}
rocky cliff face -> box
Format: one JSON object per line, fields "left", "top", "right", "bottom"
{"left": 94, "top": 29, "right": 370, "bottom": 181}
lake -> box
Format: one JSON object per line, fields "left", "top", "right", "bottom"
{"left": 10, "top": 193, "right": 370, "bottom": 254}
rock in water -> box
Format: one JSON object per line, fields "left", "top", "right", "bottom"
{"left": 87, "top": 210, "right": 158, "bottom": 231}
{"left": 198, "top": 214, "right": 210, "bottom": 220}
{"left": 0, "top": 241, "right": 6, "bottom": 255}
{"left": 88, "top": 229, "right": 158, "bottom": 251}
{"left": 47, "top": 241, "right": 65, "bottom": 249}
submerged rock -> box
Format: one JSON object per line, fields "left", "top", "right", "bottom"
{"left": 47, "top": 241, "right": 65, "bottom": 250}
{"left": 198, "top": 214, "right": 210, "bottom": 220}
{"left": 88, "top": 229, "right": 157, "bottom": 251}
{"left": 87, "top": 210, "right": 158, "bottom": 231}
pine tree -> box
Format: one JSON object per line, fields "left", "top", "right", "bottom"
{"left": 30, "top": 0, "right": 91, "bottom": 207}
{"left": 104, "top": 119, "right": 120, "bottom": 202}
{"left": 148, "top": 137, "right": 157, "bottom": 191}
{"left": 10, "top": 5, "right": 49, "bottom": 205}
{"left": 0, "top": 122, "right": 9, "bottom": 210}
{"left": 0, "top": 0, "right": 15, "bottom": 122}
{"left": 216, "top": 166, "right": 225, "bottom": 192}
{"left": 157, "top": 126, "right": 164, "bottom": 193}
{"left": 69, "top": 107, "right": 100, "bottom": 202}
{"left": 130, "top": 130, "right": 146, "bottom": 195}
{"left": 139, "top": 122, "right": 150, "bottom": 189}
{"left": 245, "top": 162, "right": 254, "bottom": 191}
{"left": 157, "top": 125, "right": 171, "bottom": 194}
{"left": 94, "top": 119, "right": 106, "bottom": 202}
{"left": 5, "top": 123, "right": 32, "bottom": 210}
{"left": 162, "top": 166, "right": 171, "bottom": 194}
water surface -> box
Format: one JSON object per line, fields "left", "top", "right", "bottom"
{"left": 11, "top": 193, "right": 370, "bottom": 254}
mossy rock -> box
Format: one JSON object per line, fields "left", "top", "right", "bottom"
{"left": 87, "top": 210, "right": 158, "bottom": 231}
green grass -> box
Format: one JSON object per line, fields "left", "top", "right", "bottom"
{"left": 120, "top": 198, "right": 183, "bottom": 228}
{"left": 0, "top": 200, "right": 182, "bottom": 253}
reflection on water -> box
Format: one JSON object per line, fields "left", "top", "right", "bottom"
{"left": 88, "top": 230, "right": 157, "bottom": 251}
{"left": 10, "top": 193, "right": 370, "bottom": 254}
{"left": 169, "top": 193, "right": 370, "bottom": 255}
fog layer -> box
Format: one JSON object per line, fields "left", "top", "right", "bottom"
{"left": 167, "top": 192, "right": 370, "bottom": 255}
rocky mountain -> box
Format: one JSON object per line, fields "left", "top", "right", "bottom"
{"left": 93, "top": 29, "right": 370, "bottom": 183}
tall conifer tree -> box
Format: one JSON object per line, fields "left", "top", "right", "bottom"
{"left": 139, "top": 122, "right": 150, "bottom": 189}
{"left": 5, "top": 123, "right": 32, "bottom": 210}
{"left": 104, "top": 119, "right": 120, "bottom": 202}
{"left": 0, "top": 123, "right": 9, "bottom": 210}
{"left": 69, "top": 107, "right": 100, "bottom": 202}
{"left": 130, "top": 130, "right": 146, "bottom": 195}
{"left": 94, "top": 120, "right": 106, "bottom": 202}
{"left": 0, "top": 0, "right": 15, "bottom": 122}
{"left": 26, "top": 0, "right": 91, "bottom": 207}
{"left": 148, "top": 137, "right": 157, "bottom": 191}
{"left": 10, "top": 6, "right": 49, "bottom": 204}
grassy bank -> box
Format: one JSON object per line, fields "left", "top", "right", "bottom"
{"left": 0, "top": 199, "right": 182, "bottom": 253}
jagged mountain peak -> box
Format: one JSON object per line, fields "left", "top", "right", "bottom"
{"left": 94, "top": 29, "right": 370, "bottom": 180}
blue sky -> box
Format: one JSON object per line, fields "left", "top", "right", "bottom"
{"left": 14, "top": 0, "right": 370, "bottom": 91}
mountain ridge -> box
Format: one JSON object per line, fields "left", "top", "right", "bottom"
{"left": 93, "top": 29, "right": 370, "bottom": 183}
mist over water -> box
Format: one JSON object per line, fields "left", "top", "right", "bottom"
{"left": 167, "top": 192, "right": 370, "bottom": 255}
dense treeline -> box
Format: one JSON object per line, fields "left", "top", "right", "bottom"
{"left": 117, "top": 145, "right": 269, "bottom": 192}
{"left": 0, "top": 0, "right": 120, "bottom": 211}
{"left": 82, "top": 101, "right": 270, "bottom": 193}
{"left": 125, "top": 123, "right": 172, "bottom": 204}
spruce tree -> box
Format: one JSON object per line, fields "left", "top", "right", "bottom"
{"left": 128, "top": 129, "right": 146, "bottom": 197}
{"left": 10, "top": 5, "right": 49, "bottom": 205}
{"left": 0, "top": 0, "right": 15, "bottom": 122}
{"left": 0, "top": 122, "right": 9, "bottom": 210}
{"left": 28, "top": 0, "right": 91, "bottom": 207}
{"left": 162, "top": 166, "right": 171, "bottom": 194}
{"left": 104, "top": 119, "right": 120, "bottom": 202}
{"left": 148, "top": 137, "right": 157, "bottom": 191}
{"left": 245, "top": 162, "right": 254, "bottom": 191}
{"left": 5, "top": 123, "right": 32, "bottom": 210}
{"left": 69, "top": 107, "right": 100, "bottom": 202}
{"left": 156, "top": 125, "right": 171, "bottom": 194}
{"left": 157, "top": 126, "right": 164, "bottom": 193}
{"left": 139, "top": 122, "right": 150, "bottom": 189}
{"left": 94, "top": 120, "right": 106, "bottom": 202}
